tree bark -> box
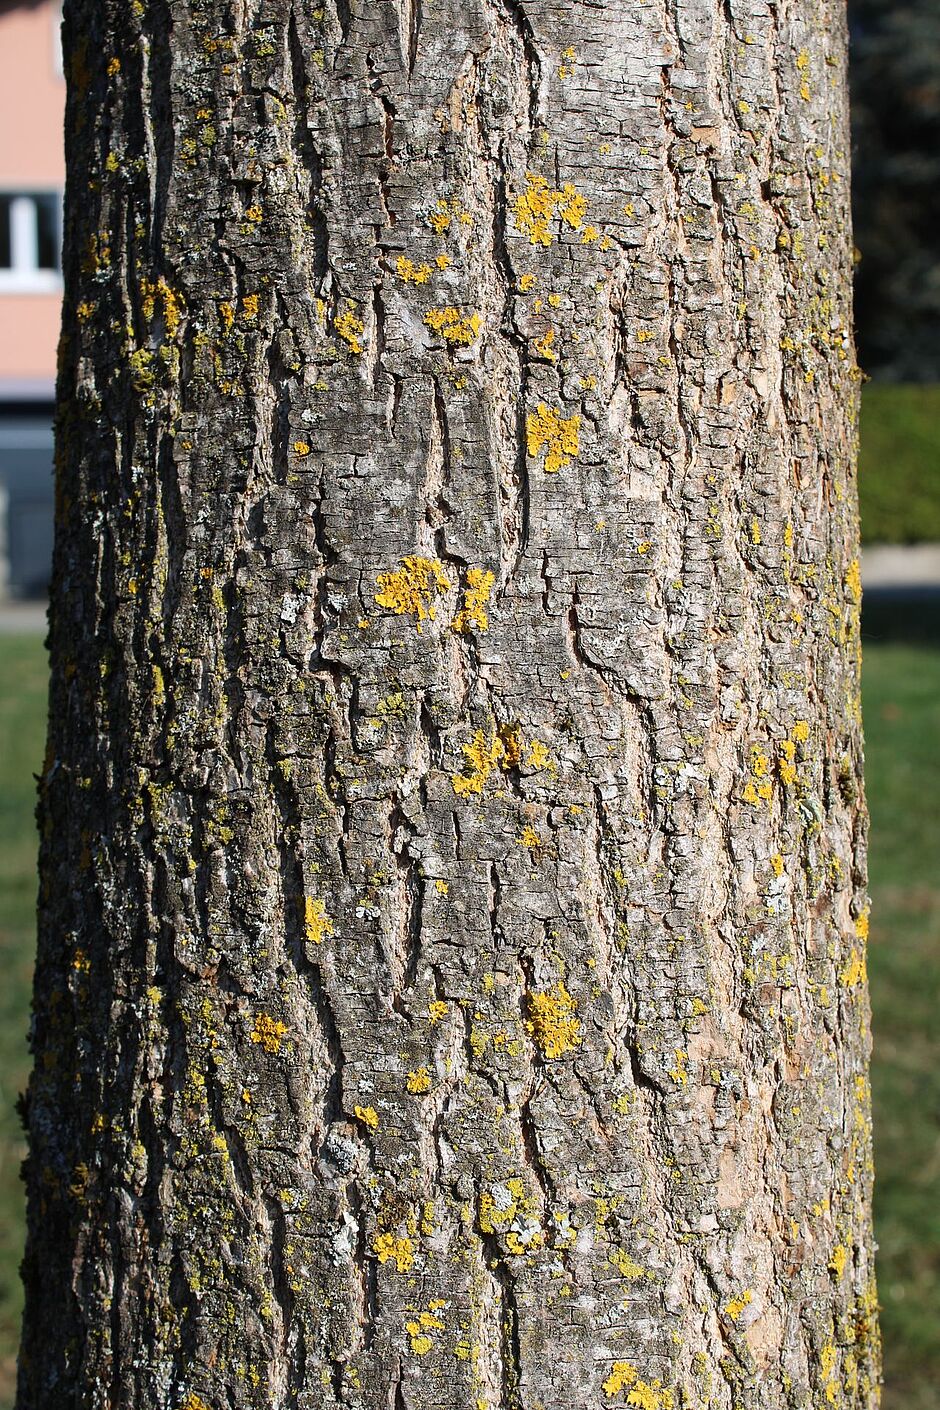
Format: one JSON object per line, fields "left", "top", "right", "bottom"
{"left": 18, "top": 0, "right": 880, "bottom": 1407}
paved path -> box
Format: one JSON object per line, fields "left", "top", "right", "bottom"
{"left": 0, "top": 602, "right": 46, "bottom": 634}
{"left": 861, "top": 544, "right": 940, "bottom": 589}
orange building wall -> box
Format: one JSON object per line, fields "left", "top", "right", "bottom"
{"left": 0, "top": 293, "right": 61, "bottom": 382}
{"left": 0, "top": 0, "right": 65, "bottom": 388}
{"left": 0, "top": 0, "right": 65, "bottom": 188}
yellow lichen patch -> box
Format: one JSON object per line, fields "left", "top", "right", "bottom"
{"left": 478, "top": 1189, "right": 505, "bottom": 1233}
{"left": 855, "top": 906, "right": 870, "bottom": 942}
{"left": 820, "top": 1342, "right": 838, "bottom": 1404}
{"left": 513, "top": 172, "right": 589, "bottom": 245}
{"left": 829, "top": 1243, "right": 849, "bottom": 1278}
{"left": 669, "top": 1050, "right": 688, "bottom": 1086}
{"left": 453, "top": 568, "right": 495, "bottom": 633}
{"left": 293, "top": 440, "right": 311, "bottom": 456}
{"left": 477, "top": 1176, "right": 541, "bottom": 1248}
{"left": 375, "top": 555, "right": 450, "bottom": 628}
{"left": 742, "top": 744, "right": 774, "bottom": 808}
{"left": 434, "top": 879, "right": 449, "bottom": 896}
{"left": 428, "top": 999, "right": 449, "bottom": 1024}
{"left": 140, "top": 276, "right": 184, "bottom": 338}
{"left": 435, "top": 252, "right": 451, "bottom": 269}
{"left": 406, "top": 1306, "right": 446, "bottom": 1355}
{"left": 354, "top": 1104, "right": 379, "bottom": 1130}
{"left": 792, "top": 718, "right": 810, "bottom": 742}
{"left": 497, "top": 722, "right": 522, "bottom": 767}
{"left": 505, "top": 1226, "right": 544, "bottom": 1256}
{"left": 526, "top": 982, "right": 581, "bottom": 1059}
{"left": 533, "top": 327, "right": 557, "bottom": 361}
{"left": 424, "top": 306, "right": 482, "bottom": 346}
{"left": 519, "top": 272, "right": 537, "bottom": 292}
{"left": 180, "top": 1396, "right": 212, "bottom": 1410}
{"left": 373, "top": 1232, "right": 414, "bottom": 1272}
{"left": 304, "top": 896, "right": 334, "bottom": 946}
{"left": 451, "top": 730, "right": 506, "bottom": 797}
{"left": 428, "top": 197, "right": 473, "bottom": 236}
{"left": 725, "top": 1289, "right": 753, "bottom": 1321}
{"left": 526, "top": 739, "right": 551, "bottom": 770}
{"left": 845, "top": 557, "right": 862, "bottom": 607}
{"left": 558, "top": 185, "right": 586, "bottom": 230}
{"left": 526, "top": 403, "right": 580, "bottom": 473}
{"left": 519, "top": 826, "right": 541, "bottom": 848}
{"left": 242, "top": 293, "right": 259, "bottom": 320}
{"left": 406, "top": 1066, "right": 432, "bottom": 1093}
{"left": 627, "top": 1384, "right": 673, "bottom": 1410}
{"left": 604, "top": 1365, "right": 638, "bottom": 1398}
{"left": 333, "top": 305, "right": 364, "bottom": 354}
{"left": 513, "top": 173, "right": 557, "bottom": 246}
{"left": 778, "top": 738, "right": 798, "bottom": 786}
{"left": 251, "top": 1013, "right": 287, "bottom": 1054}
{"left": 558, "top": 45, "right": 576, "bottom": 78}
{"left": 610, "top": 1248, "right": 647, "bottom": 1280}
{"left": 603, "top": 1363, "right": 674, "bottom": 1410}
{"left": 450, "top": 723, "right": 547, "bottom": 796}
{"left": 839, "top": 948, "right": 867, "bottom": 989}
{"left": 396, "top": 255, "right": 433, "bottom": 284}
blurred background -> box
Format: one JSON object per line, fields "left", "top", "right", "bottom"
{"left": 0, "top": 0, "right": 937, "bottom": 1404}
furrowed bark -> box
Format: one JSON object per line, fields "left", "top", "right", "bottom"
{"left": 17, "top": 0, "right": 879, "bottom": 1407}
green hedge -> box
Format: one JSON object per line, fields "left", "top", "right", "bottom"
{"left": 859, "top": 384, "right": 940, "bottom": 543}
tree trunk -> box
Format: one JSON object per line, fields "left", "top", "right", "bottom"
{"left": 18, "top": 0, "right": 880, "bottom": 1406}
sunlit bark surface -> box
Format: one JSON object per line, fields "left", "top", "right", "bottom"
{"left": 18, "top": 0, "right": 880, "bottom": 1406}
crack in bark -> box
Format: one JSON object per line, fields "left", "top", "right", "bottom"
{"left": 490, "top": 158, "right": 531, "bottom": 586}
{"left": 492, "top": 1257, "right": 523, "bottom": 1410}
{"left": 333, "top": 0, "right": 351, "bottom": 47}
{"left": 491, "top": 0, "right": 540, "bottom": 135}
{"left": 287, "top": 8, "right": 331, "bottom": 294}
{"left": 388, "top": 800, "right": 425, "bottom": 999}
{"left": 400, "top": 0, "right": 422, "bottom": 77}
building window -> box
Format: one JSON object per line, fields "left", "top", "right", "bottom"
{"left": 0, "top": 192, "right": 62, "bottom": 293}
{"left": 0, "top": 407, "right": 55, "bottom": 599}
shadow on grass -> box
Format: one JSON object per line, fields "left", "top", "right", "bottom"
{"left": 863, "top": 588, "right": 940, "bottom": 645}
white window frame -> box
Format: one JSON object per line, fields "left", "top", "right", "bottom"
{"left": 0, "top": 191, "right": 63, "bottom": 294}
{"left": 51, "top": 0, "right": 64, "bottom": 78}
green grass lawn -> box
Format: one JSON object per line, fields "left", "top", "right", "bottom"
{"left": 0, "top": 631, "right": 937, "bottom": 1406}
{"left": 859, "top": 635, "right": 940, "bottom": 1410}
{"left": 0, "top": 635, "right": 47, "bottom": 1403}
{"left": 859, "top": 384, "right": 940, "bottom": 542}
